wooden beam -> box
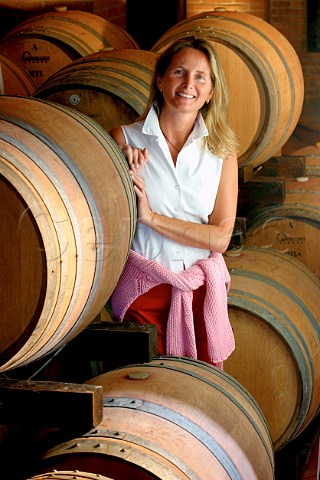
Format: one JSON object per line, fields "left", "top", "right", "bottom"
{"left": 71, "top": 321, "right": 158, "bottom": 369}
{"left": 253, "top": 156, "right": 306, "bottom": 178}
{"left": 0, "top": 379, "right": 103, "bottom": 431}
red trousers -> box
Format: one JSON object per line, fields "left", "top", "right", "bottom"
{"left": 124, "top": 283, "right": 216, "bottom": 365}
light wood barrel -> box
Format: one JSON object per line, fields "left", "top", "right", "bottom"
{"left": 41, "top": 356, "right": 275, "bottom": 480}
{"left": 244, "top": 177, "right": 320, "bottom": 279}
{"left": 0, "top": 0, "right": 93, "bottom": 9}
{"left": 152, "top": 10, "right": 304, "bottom": 168}
{"left": 0, "top": 1, "right": 95, "bottom": 38}
{"left": 34, "top": 49, "right": 159, "bottom": 131}
{"left": 0, "top": 53, "right": 36, "bottom": 95}
{"left": 26, "top": 471, "right": 114, "bottom": 480}
{"left": 290, "top": 144, "right": 320, "bottom": 157}
{"left": 0, "top": 95, "right": 135, "bottom": 372}
{"left": 224, "top": 247, "right": 320, "bottom": 451}
{"left": 0, "top": 10, "right": 138, "bottom": 88}
{"left": 186, "top": 2, "right": 268, "bottom": 19}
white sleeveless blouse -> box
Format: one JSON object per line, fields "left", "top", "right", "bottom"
{"left": 122, "top": 104, "right": 223, "bottom": 273}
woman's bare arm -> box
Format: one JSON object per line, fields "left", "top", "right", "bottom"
{"left": 131, "top": 153, "right": 238, "bottom": 253}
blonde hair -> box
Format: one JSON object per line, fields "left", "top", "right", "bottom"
{"left": 143, "top": 36, "right": 239, "bottom": 160}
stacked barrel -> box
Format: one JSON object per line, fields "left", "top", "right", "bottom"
{"left": 0, "top": 5, "right": 319, "bottom": 480}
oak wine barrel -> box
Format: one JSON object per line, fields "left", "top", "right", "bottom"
{"left": 186, "top": 2, "right": 268, "bottom": 20}
{"left": 0, "top": 95, "right": 135, "bottom": 372}
{"left": 244, "top": 177, "right": 320, "bottom": 279}
{"left": 0, "top": 52, "right": 36, "bottom": 95}
{"left": 34, "top": 49, "right": 159, "bottom": 132}
{"left": 0, "top": 10, "right": 139, "bottom": 88}
{"left": 152, "top": 9, "right": 304, "bottom": 168}
{"left": 289, "top": 144, "right": 320, "bottom": 157}
{"left": 0, "top": 1, "right": 95, "bottom": 39}
{"left": 26, "top": 471, "right": 114, "bottom": 480}
{"left": 224, "top": 247, "right": 320, "bottom": 451}
{"left": 0, "top": 0, "right": 93, "bottom": 9}
{"left": 35, "top": 357, "right": 274, "bottom": 480}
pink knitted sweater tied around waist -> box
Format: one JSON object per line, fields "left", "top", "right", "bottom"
{"left": 111, "top": 249, "right": 235, "bottom": 364}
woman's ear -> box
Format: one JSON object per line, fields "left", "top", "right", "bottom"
{"left": 208, "top": 88, "right": 214, "bottom": 102}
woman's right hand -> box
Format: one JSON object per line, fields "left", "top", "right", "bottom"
{"left": 109, "top": 126, "right": 149, "bottom": 174}
{"left": 129, "top": 170, "right": 154, "bottom": 226}
{"left": 122, "top": 144, "right": 149, "bottom": 174}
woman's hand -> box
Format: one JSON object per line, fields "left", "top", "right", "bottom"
{"left": 130, "top": 171, "right": 154, "bottom": 225}
{"left": 122, "top": 145, "right": 149, "bottom": 174}
{"left": 109, "top": 126, "right": 149, "bottom": 174}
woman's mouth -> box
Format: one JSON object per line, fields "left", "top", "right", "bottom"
{"left": 177, "top": 92, "right": 195, "bottom": 99}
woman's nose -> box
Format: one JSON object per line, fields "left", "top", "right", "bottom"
{"left": 182, "top": 73, "right": 193, "bottom": 88}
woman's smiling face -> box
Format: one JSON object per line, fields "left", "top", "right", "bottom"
{"left": 157, "top": 47, "right": 214, "bottom": 116}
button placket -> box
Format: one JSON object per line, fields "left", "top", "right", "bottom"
{"left": 173, "top": 182, "right": 182, "bottom": 214}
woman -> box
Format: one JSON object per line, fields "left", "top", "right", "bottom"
{"left": 109, "top": 36, "right": 238, "bottom": 368}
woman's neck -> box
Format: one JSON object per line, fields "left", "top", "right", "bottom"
{"left": 159, "top": 109, "right": 196, "bottom": 152}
